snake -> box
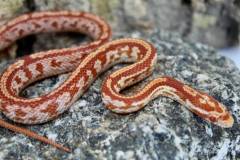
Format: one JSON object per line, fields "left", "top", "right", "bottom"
{"left": 0, "top": 11, "right": 234, "bottom": 152}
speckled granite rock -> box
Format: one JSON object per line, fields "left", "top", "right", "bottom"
{"left": 0, "top": 30, "right": 239, "bottom": 159}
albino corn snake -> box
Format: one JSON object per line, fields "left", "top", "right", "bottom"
{"left": 0, "top": 11, "right": 234, "bottom": 152}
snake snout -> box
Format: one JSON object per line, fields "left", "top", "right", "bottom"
{"left": 215, "top": 112, "right": 234, "bottom": 128}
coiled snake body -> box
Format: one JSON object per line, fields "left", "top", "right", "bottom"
{"left": 0, "top": 11, "right": 234, "bottom": 152}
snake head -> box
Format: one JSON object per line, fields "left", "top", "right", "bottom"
{"left": 181, "top": 84, "right": 234, "bottom": 128}
{"left": 200, "top": 94, "right": 234, "bottom": 128}
{"left": 188, "top": 92, "right": 234, "bottom": 128}
{"left": 210, "top": 102, "right": 234, "bottom": 128}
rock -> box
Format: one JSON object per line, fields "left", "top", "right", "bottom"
{"left": 0, "top": 29, "right": 239, "bottom": 159}
{"left": 0, "top": 0, "right": 25, "bottom": 25}
{"left": 189, "top": 0, "right": 240, "bottom": 48}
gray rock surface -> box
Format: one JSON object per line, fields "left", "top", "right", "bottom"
{"left": 0, "top": 30, "right": 239, "bottom": 160}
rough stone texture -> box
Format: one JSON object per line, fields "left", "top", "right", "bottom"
{"left": 0, "top": 30, "right": 239, "bottom": 159}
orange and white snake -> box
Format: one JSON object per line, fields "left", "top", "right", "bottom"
{"left": 0, "top": 11, "right": 234, "bottom": 152}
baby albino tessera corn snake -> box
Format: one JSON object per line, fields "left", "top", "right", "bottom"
{"left": 0, "top": 11, "right": 234, "bottom": 152}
